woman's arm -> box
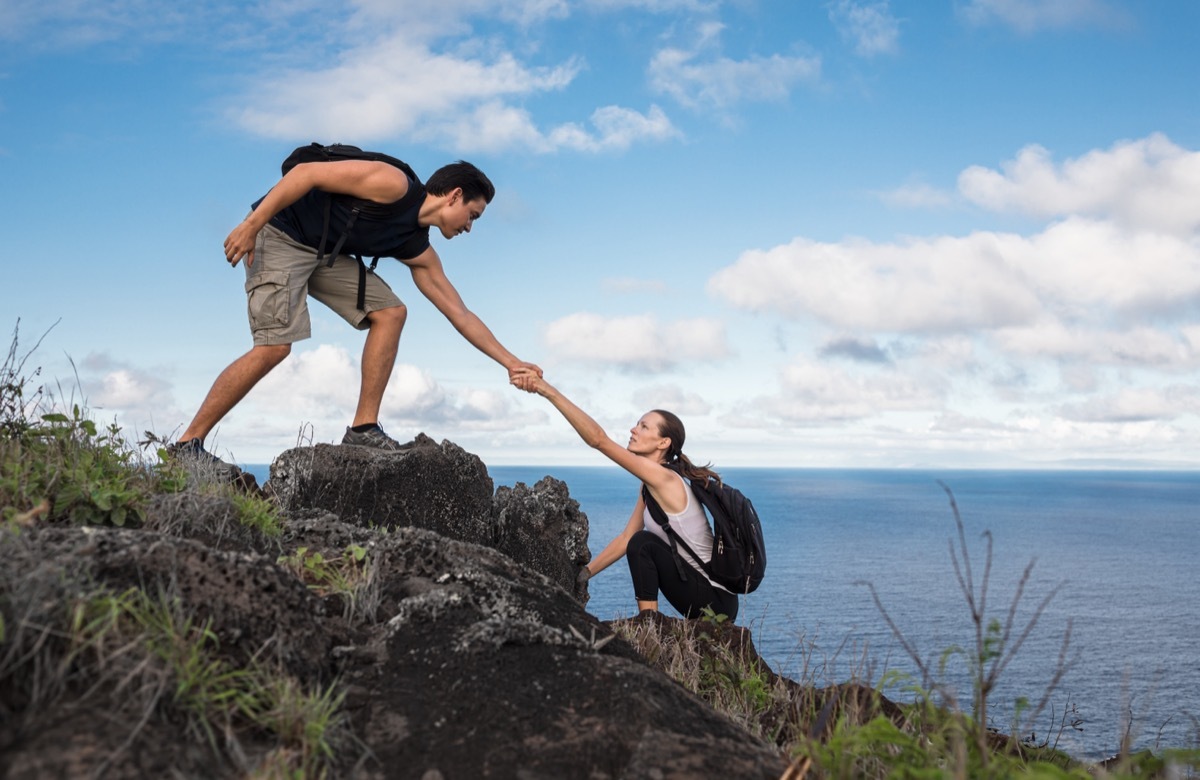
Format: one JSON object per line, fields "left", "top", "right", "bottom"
{"left": 585, "top": 493, "right": 646, "bottom": 576}
{"left": 513, "top": 374, "right": 683, "bottom": 508}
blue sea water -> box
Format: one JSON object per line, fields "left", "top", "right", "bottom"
{"left": 249, "top": 463, "right": 1199, "bottom": 760}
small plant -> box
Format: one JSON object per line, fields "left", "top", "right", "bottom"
{"left": 0, "top": 320, "right": 52, "bottom": 440}
{"left": 853, "top": 483, "right": 1082, "bottom": 775}
{"left": 699, "top": 605, "right": 730, "bottom": 625}
{"left": 40, "top": 407, "right": 147, "bottom": 526}
{"left": 229, "top": 490, "right": 285, "bottom": 537}
{"left": 277, "top": 544, "right": 376, "bottom": 621}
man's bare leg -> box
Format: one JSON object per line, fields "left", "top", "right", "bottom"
{"left": 351, "top": 305, "right": 407, "bottom": 427}
{"left": 179, "top": 343, "right": 291, "bottom": 443}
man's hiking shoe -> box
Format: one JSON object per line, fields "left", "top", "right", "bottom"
{"left": 166, "top": 438, "right": 244, "bottom": 481}
{"left": 341, "top": 424, "right": 412, "bottom": 451}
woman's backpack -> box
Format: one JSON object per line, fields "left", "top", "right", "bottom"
{"left": 642, "top": 477, "right": 767, "bottom": 595}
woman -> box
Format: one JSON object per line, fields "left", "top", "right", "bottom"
{"left": 513, "top": 372, "right": 738, "bottom": 621}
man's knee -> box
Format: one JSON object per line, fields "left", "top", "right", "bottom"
{"left": 367, "top": 304, "right": 407, "bottom": 330}
{"left": 253, "top": 343, "right": 291, "bottom": 367}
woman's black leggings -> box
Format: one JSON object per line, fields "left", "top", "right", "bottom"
{"left": 625, "top": 530, "right": 739, "bottom": 621}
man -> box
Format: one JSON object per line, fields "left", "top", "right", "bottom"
{"left": 172, "top": 148, "right": 541, "bottom": 467}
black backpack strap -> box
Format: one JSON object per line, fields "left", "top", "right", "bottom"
{"left": 348, "top": 255, "right": 381, "bottom": 312}
{"left": 322, "top": 206, "right": 361, "bottom": 269}
{"left": 316, "top": 198, "right": 333, "bottom": 266}
{"left": 354, "top": 255, "right": 367, "bottom": 311}
{"left": 642, "top": 485, "right": 712, "bottom": 583}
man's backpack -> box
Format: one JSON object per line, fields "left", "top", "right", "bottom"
{"left": 280, "top": 142, "right": 424, "bottom": 310}
{"left": 642, "top": 476, "right": 766, "bottom": 595}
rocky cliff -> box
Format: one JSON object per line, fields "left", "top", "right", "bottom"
{"left": 0, "top": 435, "right": 789, "bottom": 779}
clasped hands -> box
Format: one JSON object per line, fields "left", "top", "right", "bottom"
{"left": 509, "top": 365, "right": 544, "bottom": 394}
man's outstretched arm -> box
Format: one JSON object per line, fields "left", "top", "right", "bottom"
{"left": 406, "top": 247, "right": 542, "bottom": 380}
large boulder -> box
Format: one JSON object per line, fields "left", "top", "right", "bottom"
{"left": 269, "top": 435, "right": 495, "bottom": 546}
{"left": 493, "top": 475, "right": 592, "bottom": 604}
{"left": 269, "top": 435, "right": 590, "bottom": 598}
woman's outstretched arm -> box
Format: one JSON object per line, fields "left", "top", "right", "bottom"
{"left": 512, "top": 372, "right": 678, "bottom": 497}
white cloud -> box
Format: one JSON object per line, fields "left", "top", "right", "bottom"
{"left": 601, "top": 277, "right": 670, "bottom": 295}
{"left": 707, "top": 134, "right": 1200, "bottom": 446}
{"left": 647, "top": 31, "right": 821, "bottom": 111}
{"left": 959, "top": 0, "right": 1130, "bottom": 33}
{"left": 546, "top": 105, "right": 680, "bottom": 153}
{"left": 227, "top": 19, "right": 679, "bottom": 153}
{"left": 828, "top": 0, "right": 901, "bottom": 57}
{"left": 244, "top": 344, "right": 534, "bottom": 441}
{"left": 542, "top": 313, "right": 731, "bottom": 371}
{"left": 232, "top": 38, "right": 579, "bottom": 142}
{"left": 710, "top": 211, "right": 1200, "bottom": 365}
{"left": 959, "top": 134, "right": 1200, "bottom": 234}
{"left": 708, "top": 232, "right": 1044, "bottom": 333}
{"left": 630, "top": 383, "right": 713, "bottom": 416}
{"left": 253, "top": 344, "right": 362, "bottom": 415}
{"left": 1057, "top": 386, "right": 1200, "bottom": 423}
{"left": 0, "top": 0, "right": 195, "bottom": 46}
{"left": 582, "top": 0, "right": 716, "bottom": 11}
{"left": 77, "top": 352, "right": 176, "bottom": 416}
{"left": 876, "top": 182, "right": 955, "bottom": 209}
{"left": 993, "top": 321, "right": 1200, "bottom": 369}
{"left": 749, "top": 357, "right": 941, "bottom": 424}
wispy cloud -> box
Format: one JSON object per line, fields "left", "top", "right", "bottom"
{"left": 647, "top": 23, "right": 820, "bottom": 111}
{"left": 959, "top": 0, "right": 1132, "bottom": 34}
{"left": 828, "top": 0, "right": 901, "bottom": 57}
{"left": 542, "top": 313, "right": 731, "bottom": 371}
{"left": 876, "top": 182, "right": 955, "bottom": 209}
{"left": 748, "top": 357, "right": 941, "bottom": 424}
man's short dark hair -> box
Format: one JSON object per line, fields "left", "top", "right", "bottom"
{"left": 426, "top": 161, "right": 495, "bottom": 204}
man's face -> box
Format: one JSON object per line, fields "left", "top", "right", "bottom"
{"left": 441, "top": 191, "right": 487, "bottom": 239}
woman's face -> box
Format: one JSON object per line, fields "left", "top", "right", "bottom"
{"left": 628, "top": 412, "right": 669, "bottom": 459}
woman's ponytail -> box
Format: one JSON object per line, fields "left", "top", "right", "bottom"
{"left": 652, "top": 409, "right": 721, "bottom": 485}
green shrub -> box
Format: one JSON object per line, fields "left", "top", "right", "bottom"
{"left": 2, "top": 403, "right": 149, "bottom": 527}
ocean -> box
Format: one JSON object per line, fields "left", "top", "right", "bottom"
{"left": 249, "top": 463, "right": 1200, "bottom": 760}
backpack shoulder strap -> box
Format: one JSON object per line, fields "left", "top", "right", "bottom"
{"left": 641, "top": 484, "right": 713, "bottom": 582}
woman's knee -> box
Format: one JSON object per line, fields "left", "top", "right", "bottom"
{"left": 625, "top": 530, "right": 658, "bottom": 559}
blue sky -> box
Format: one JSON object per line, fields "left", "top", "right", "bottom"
{"left": 3, "top": 0, "right": 1199, "bottom": 469}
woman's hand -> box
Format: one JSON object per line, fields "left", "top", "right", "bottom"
{"left": 510, "top": 366, "right": 545, "bottom": 394}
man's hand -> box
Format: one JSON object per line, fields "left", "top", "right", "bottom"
{"left": 508, "top": 362, "right": 543, "bottom": 393}
{"left": 510, "top": 366, "right": 543, "bottom": 394}
{"left": 223, "top": 219, "right": 260, "bottom": 268}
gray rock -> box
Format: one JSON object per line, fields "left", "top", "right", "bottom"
{"left": 269, "top": 434, "right": 495, "bottom": 547}
{"left": 269, "top": 435, "right": 591, "bottom": 598}
{"left": 493, "top": 475, "right": 592, "bottom": 601}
